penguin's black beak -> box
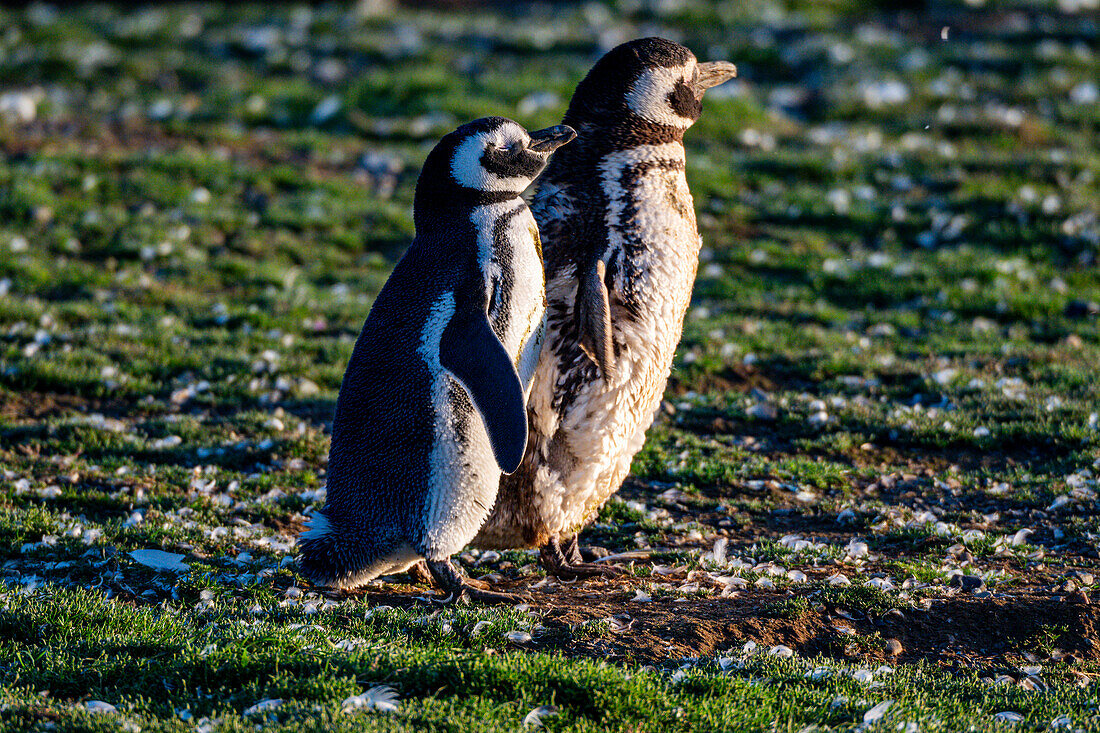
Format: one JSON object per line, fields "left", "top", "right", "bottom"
{"left": 695, "top": 61, "right": 738, "bottom": 93}
{"left": 528, "top": 125, "right": 577, "bottom": 153}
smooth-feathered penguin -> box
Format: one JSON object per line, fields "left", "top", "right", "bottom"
{"left": 298, "top": 117, "right": 575, "bottom": 602}
{"left": 472, "top": 38, "right": 737, "bottom": 577}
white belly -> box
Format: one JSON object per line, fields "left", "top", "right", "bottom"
{"left": 420, "top": 202, "right": 546, "bottom": 558}
{"left": 531, "top": 145, "right": 701, "bottom": 536}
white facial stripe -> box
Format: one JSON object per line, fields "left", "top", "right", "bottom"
{"left": 450, "top": 128, "right": 531, "bottom": 193}
{"left": 489, "top": 121, "right": 529, "bottom": 148}
{"left": 624, "top": 63, "right": 696, "bottom": 128}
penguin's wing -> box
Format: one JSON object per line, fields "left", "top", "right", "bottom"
{"left": 575, "top": 258, "right": 616, "bottom": 383}
{"left": 439, "top": 295, "right": 528, "bottom": 474}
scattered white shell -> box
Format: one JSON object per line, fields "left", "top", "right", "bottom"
{"left": 505, "top": 631, "right": 533, "bottom": 644}
{"left": 84, "top": 701, "right": 118, "bottom": 714}
{"left": 632, "top": 589, "right": 652, "bottom": 602}
{"left": 768, "top": 645, "right": 794, "bottom": 658}
{"left": 827, "top": 574, "right": 851, "bottom": 586}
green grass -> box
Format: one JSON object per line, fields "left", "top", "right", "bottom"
{"left": 1, "top": 0, "right": 1099, "bottom": 730}
{"left": 2, "top": 584, "right": 1098, "bottom": 732}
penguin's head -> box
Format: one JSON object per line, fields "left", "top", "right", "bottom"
{"left": 565, "top": 37, "right": 737, "bottom": 134}
{"left": 417, "top": 117, "right": 576, "bottom": 208}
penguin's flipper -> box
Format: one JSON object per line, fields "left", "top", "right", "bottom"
{"left": 439, "top": 301, "right": 528, "bottom": 474}
{"left": 575, "top": 259, "right": 616, "bottom": 382}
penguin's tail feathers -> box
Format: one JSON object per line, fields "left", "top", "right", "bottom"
{"left": 297, "top": 510, "right": 419, "bottom": 590}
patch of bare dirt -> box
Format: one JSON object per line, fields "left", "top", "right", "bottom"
{"left": 0, "top": 390, "right": 95, "bottom": 421}
{"left": 538, "top": 586, "right": 1100, "bottom": 668}
{"left": 353, "top": 579, "right": 1100, "bottom": 670}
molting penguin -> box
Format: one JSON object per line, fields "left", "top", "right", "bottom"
{"left": 298, "top": 117, "right": 575, "bottom": 602}
{"left": 472, "top": 38, "right": 736, "bottom": 577}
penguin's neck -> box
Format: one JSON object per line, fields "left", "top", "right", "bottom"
{"left": 554, "top": 115, "right": 682, "bottom": 176}
{"left": 413, "top": 186, "right": 519, "bottom": 233}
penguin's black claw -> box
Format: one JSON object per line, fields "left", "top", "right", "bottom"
{"left": 425, "top": 558, "right": 528, "bottom": 605}
{"left": 562, "top": 536, "right": 612, "bottom": 564}
{"left": 581, "top": 546, "right": 613, "bottom": 562}
{"left": 461, "top": 585, "right": 529, "bottom": 605}
{"left": 541, "top": 537, "right": 625, "bottom": 580}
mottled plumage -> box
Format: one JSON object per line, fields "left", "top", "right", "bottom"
{"left": 473, "top": 39, "right": 736, "bottom": 573}
{"left": 297, "top": 117, "right": 574, "bottom": 599}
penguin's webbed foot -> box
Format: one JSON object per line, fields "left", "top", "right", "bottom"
{"left": 425, "top": 558, "right": 527, "bottom": 605}
{"left": 540, "top": 537, "right": 624, "bottom": 580}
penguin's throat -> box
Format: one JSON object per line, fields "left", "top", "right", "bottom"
{"left": 413, "top": 185, "right": 521, "bottom": 230}
{"left": 564, "top": 111, "right": 689, "bottom": 148}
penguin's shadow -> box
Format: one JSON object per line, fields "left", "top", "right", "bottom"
{"left": 280, "top": 398, "right": 337, "bottom": 431}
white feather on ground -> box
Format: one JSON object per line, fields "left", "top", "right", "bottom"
{"left": 243, "top": 699, "right": 283, "bottom": 715}
{"left": 863, "top": 700, "right": 894, "bottom": 725}
{"left": 523, "top": 706, "right": 559, "bottom": 728}
{"left": 129, "top": 549, "right": 189, "bottom": 572}
{"left": 342, "top": 685, "right": 400, "bottom": 714}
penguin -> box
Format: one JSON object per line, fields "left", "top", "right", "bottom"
{"left": 298, "top": 117, "right": 575, "bottom": 602}
{"left": 471, "top": 38, "right": 737, "bottom": 578}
